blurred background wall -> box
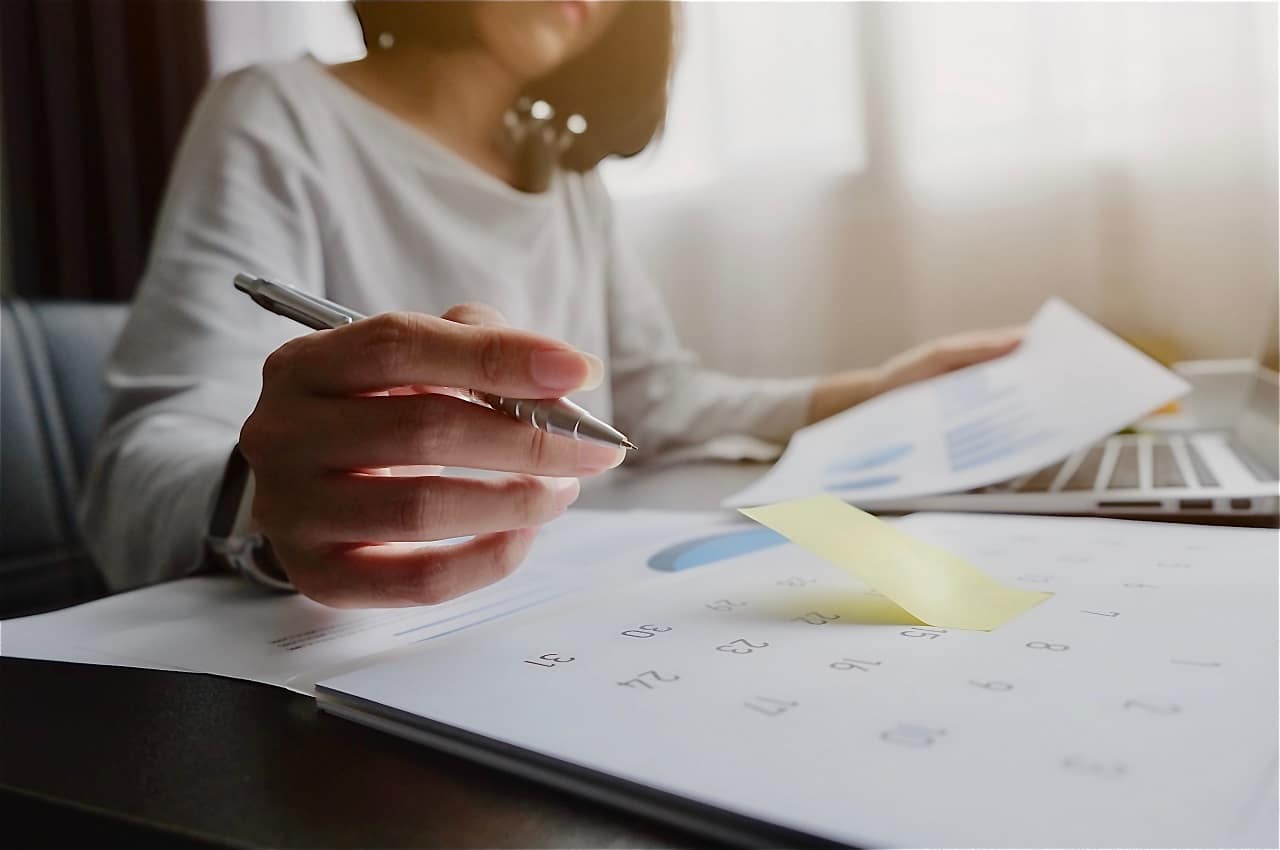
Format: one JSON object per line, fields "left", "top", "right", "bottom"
{"left": 605, "top": 2, "right": 1278, "bottom": 376}
{"left": 0, "top": 0, "right": 209, "bottom": 300}
{"left": 4, "top": 1, "right": 1276, "bottom": 376}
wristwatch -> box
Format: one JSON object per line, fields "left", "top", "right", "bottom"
{"left": 205, "top": 445, "right": 295, "bottom": 592}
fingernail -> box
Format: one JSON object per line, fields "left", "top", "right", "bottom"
{"left": 577, "top": 443, "right": 626, "bottom": 473}
{"left": 578, "top": 353, "right": 604, "bottom": 391}
{"left": 550, "top": 476, "right": 581, "bottom": 510}
{"left": 531, "top": 349, "right": 591, "bottom": 392}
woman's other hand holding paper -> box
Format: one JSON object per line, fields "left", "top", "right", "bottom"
{"left": 807, "top": 326, "right": 1025, "bottom": 424}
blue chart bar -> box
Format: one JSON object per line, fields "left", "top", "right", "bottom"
{"left": 945, "top": 404, "right": 1054, "bottom": 472}
{"left": 936, "top": 371, "right": 1056, "bottom": 473}
{"left": 949, "top": 429, "right": 1054, "bottom": 472}
{"left": 825, "top": 442, "right": 914, "bottom": 475}
{"left": 825, "top": 474, "right": 901, "bottom": 492}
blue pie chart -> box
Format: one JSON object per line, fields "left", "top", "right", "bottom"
{"left": 647, "top": 528, "right": 788, "bottom": 572}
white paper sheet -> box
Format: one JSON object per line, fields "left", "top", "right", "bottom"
{"left": 318, "top": 514, "right": 1279, "bottom": 848}
{"left": 0, "top": 509, "right": 728, "bottom": 693}
{"left": 725, "top": 298, "right": 1190, "bottom": 507}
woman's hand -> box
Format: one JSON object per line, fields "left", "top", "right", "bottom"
{"left": 238, "top": 303, "right": 622, "bottom": 608}
{"left": 807, "top": 326, "right": 1024, "bottom": 424}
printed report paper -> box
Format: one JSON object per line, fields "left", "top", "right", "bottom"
{"left": 317, "top": 513, "right": 1277, "bottom": 849}
{"left": 0, "top": 509, "right": 727, "bottom": 693}
{"left": 725, "top": 298, "right": 1190, "bottom": 507}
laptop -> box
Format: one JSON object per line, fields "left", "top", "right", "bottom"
{"left": 878, "top": 316, "right": 1279, "bottom": 520}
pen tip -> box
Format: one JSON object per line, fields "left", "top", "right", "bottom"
{"left": 622, "top": 440, "right": 639, "bottom": 451}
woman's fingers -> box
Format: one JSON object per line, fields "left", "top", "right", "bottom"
{"left": 268, "top": 311, "right": 603, "bottom": 398}
{"left": 928, "top": 326, "right": 1024, "bottom": 370}
{"left": 281, "top": 528, "right": 541, "bottom": 609}
{"left": 437, "top": 303, "right": 605, "bottom": 390}
{"left": 266, "top": 472, "right": 580, "bottom": 546}
{"left": 241, "top": 301, "right": 617, "bottom": 608}
{"left": 281, "top": 392, "right": 625, "bottom": 475}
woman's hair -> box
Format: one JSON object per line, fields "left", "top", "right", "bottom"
{"left": 352, "top": 1, "right": 676, "bottom": 171}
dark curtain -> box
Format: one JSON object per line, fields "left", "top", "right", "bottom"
{"left": 1, "top": 0, "right": 210, "bottom": 301}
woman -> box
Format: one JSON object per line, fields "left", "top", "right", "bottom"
{"left": 82, "top": 1, "right": 1019, "bottom": 608}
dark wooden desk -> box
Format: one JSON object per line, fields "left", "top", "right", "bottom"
{"left": 0, "top": 657, "right": 710, "bottom": 849}
{"left": 4, "top": 464, "right": 1272, "bottom": 847}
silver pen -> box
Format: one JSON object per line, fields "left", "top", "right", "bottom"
{"left": 233, "top": 274, "right": 636, "bottom": 451}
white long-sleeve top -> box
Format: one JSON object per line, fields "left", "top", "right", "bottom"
{"left": 80, "top": 58, "right": 816, "bottom": 592}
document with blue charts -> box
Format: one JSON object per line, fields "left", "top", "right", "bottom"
{"left": 724, "top": 299, "right": 1190, "bottom": 508}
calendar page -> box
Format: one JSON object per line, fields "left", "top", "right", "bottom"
{"left": 318, "top": 514, "right": 1278, "bottom": 848}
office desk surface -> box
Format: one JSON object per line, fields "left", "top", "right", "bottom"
{"left": 0, "top": 464, "right": 764, "bottom": 850}
{"left": 0, "top": 656, "right": 711, "bottom": 849}
{"left": 3, "top": 461, "right": 1272, "bottom": 849}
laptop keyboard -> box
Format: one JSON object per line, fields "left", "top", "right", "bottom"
{"left": 1020, "top": 459, "right": 1066, "bottom": 492}
{"left": 1019, "top": 435, "right": 1205, "bottom": 493}
{"left": 1108, "top": 444, "right": 1141, "bottom": 490}
{"left": 1061, "top": 446, "right": 1105, "bottom": 491}
{"left": 1150, "top": 442, "right": 1185, "bottom": 488}
{"left": 1184, "top": 442, "right": 1219, "bottom": 487}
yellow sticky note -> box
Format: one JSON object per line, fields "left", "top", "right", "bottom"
{"left": 739, "top": 495, "right": 1051, "bottom": 631}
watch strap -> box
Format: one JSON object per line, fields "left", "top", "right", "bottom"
{"left": 206, "top": 445, "right": 295, "bottom": 592}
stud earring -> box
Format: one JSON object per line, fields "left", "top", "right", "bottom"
{"left": 377, "top": 32, "right": 395, "bottom": 50}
